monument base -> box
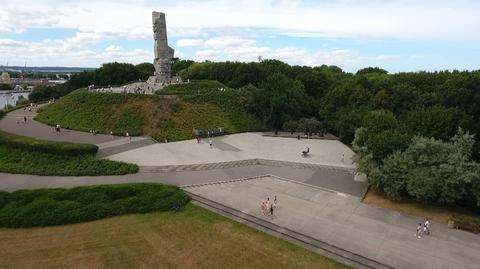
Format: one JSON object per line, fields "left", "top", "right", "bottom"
{"left": 147, "top": 75, "right": 182, "bottom": 85}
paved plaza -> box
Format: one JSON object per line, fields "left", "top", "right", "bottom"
{"left": 107, "top": 133, "right": 355, "bottom": 168}
{"left": 186, "top": 176, "right": 480, "bottom": 269}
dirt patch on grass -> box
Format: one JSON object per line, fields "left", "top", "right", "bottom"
{"left": 363, "top": 188, "right": 480, "bottom": 224}
{"left": 0, "top": 204, "right": 347, "bottom": 269}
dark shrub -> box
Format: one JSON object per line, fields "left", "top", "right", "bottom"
{"left": 0, "top": 183, "right": 190, "bottom": 228}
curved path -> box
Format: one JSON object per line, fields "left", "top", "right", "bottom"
{"left": 2, "top": 106, "right": 479, "bottom": 269}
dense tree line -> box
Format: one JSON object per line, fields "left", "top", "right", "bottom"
{"left": 29, "top": 62, "right": 154, "bottom": 102}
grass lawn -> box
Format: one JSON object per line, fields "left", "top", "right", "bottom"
{"left": 363, "top": 188, "right": 480, "bottom": 224}
{"left": 0, "top": 204, "right": 348, "bottom": 269}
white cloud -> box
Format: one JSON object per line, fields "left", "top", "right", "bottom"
{"left": 177, "top": 39, "right": 204, "bottom": 47}
{"left": 105, "top": 45, "right": 122, "bottom": 52}
{"left": 1, "top": 0, "right": 478, "bottom": 70}
{"left": 1, "top": 0, "right": 479, "bottom": 42}
{"left": 204, "top": 36, "right": 256, "bottom": 48}
{"left": 0, "top": 38, "right": 152, "bottom": 67}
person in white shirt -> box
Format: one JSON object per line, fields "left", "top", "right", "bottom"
{"left": 424, "top": 218, "right": 430, "bottom": 235}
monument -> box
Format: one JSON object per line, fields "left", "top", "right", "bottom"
{"left": 147, "top": 11, "right": 180, "bottom": 85}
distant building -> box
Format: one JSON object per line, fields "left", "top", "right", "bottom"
{"left": 0, "top": 72, "right": 11, "bottom": 84}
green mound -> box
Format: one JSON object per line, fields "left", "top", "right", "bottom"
{"left": 0, "top": 183, "right": 190, "bottom": 228}
{"left": 0, "top": 131, "right": 138, "bottom": 176}
{"left": 37, "top": 84, "right": 263, "bottom": 141}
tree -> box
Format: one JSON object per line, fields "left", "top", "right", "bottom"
{"left": 282, "top": 121, "right": 298, "bottom": 133}
{"left": 356, "top": 67, "right": 388, "bottom": 76}
{"left": 135, "top": 63, "right": 154, "bottom": 80}
{"left": 400, "top": 105, "right": 473, "bottom": 141}
{"left": 0, "top": 84, "right": 12, "bottom": 91}
{"left": 249, "top": 73, "right": 312, "bottom": 128}
{"left": 372, "top": 129, "right": 480, "bottom": 206}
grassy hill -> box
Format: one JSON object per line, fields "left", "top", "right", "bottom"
{"left": 36, "top": 82, "right": 263, "bottom": 141}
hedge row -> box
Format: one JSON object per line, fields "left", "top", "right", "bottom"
{"left": 0, "top": 130, "right": 98, "bottom": 156}
{"left": 0, "top": 146, "right": 138, "bottom": 176}
{"left": 0, "top": 183, "right": 190, "bottom": 228}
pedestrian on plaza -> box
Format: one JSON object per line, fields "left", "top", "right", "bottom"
{"left": 261, "top": 201, "right": 266, "bottom": 215}
{"left": 196, "top": 136, "right": 200, "bottom": 143}
{"left": 23, "top": 116, "right": 27, "bottom": 124}
{"left": 55, "top": 124, "right": 61, "bottom": 133}
{"left": 209, "top": 138, "right": 213, "bottom": 148}
{"left": 341, "top": 154, "right": 345, "bottom": 163}
{"left": 270, "top": 203, "right": 274, "bottom": 217}
{"left": 416, "top": 223, "right": 423, "bottom": 238}
{"left": 126, "top": 132, "right": 131, "bottom": 142}
{"left": 273, "top": 195, "right": 278, "bottom": 209}
{"left": 424, "top": 218, "right": 430, "bottom": 235}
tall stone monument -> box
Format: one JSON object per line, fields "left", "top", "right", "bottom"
{"left": 147, "top": 11, "right": 177, "bottom": 85}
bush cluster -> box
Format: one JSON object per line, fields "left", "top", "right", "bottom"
{"left": 0, "top": 146, "right": 138, "bottom": 176}
{"left": 0, "top": 183, "right": 190, "bottom": 228}
{"left": 0, "top": 130, "right": 98, "bottom": 156}
{"left": 0, "top": 130, "right": 138, "bottom": 176}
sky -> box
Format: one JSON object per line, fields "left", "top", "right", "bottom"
{"left": 0, "top": 0, "right": 479, "bottom": 73}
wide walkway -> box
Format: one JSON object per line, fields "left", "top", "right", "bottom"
{"left": 187, "top": 176, "right": 480, "bottom": 269}
{"left": 107, "top": 133, "right": 355, "bottom": 168}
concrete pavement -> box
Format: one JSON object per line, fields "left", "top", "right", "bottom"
{"left": 106, "top": 132, "right": 356, "bottom": 168}
{"left": 186, "top": 176, "right": 480, "bottom": 269}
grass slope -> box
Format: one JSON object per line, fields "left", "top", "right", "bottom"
{"left": 0, "top": 204, "right": 348, "bottom": 268}
{"left": 37, "top": 83, "right": 262, "bottom": 141}
{"left": 0, "top": 183, "right": 189, "bottom": 228}
{"left": 0, "top": 130, "right": 137, "bottom": 176}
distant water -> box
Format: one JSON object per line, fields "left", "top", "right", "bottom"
{"left": 0, "top": 91, "right": 30, "bottom": 109}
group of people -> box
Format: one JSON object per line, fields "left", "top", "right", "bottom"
{"left": 260, "top": 196, "right": 277, "bottom": 217}
{"left": 416, "top": 218, "right": 430, "bottom": 238}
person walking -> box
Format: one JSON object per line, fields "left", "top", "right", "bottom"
{"left": 416, "top": 223, "right": 423, "bottom": 238}
{"left": 424, "top": 218, "right": 430, "bottom": 235}
{"left": 270, "top": 203, "right": 274, "bottom": 217}
{"left": 23, "top": 116, "right": 27, "bottom": 124}
{"left": 273, "top": 195, "right": 278, "bottom": 209}
{"left": 209, "top": 139, "right": 213, "bottom": 148}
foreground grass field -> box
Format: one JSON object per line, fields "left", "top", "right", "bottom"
{"left": 0, "top": 204, "right": 347, "bottom": 269}
{"left": 36, "top": 83, "right": 262, "bottom": 142}
{"left": 0, "top": 130, "right": 137, "bottom": 176}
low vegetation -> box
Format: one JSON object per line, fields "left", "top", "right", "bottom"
{"left": 157, "top": 79, "right": 230, "bottom": 95}
{"left": 0, "top": 131, "right": 137, "bottom": 176}
{"left": 37, "top": 85, "right": 262, "bottom": 142}
{"left": 0, "top": 204, "right": 347, "bottom": 268}
{"left": 0, "top": 183, "right": 189, "bottom": 228}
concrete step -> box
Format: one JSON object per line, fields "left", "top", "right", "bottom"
{"left": 185, "top": 191, "right": 393, "bottom": 269}
{"left": 96, "top": 137, "right": 157, "bottom": 158}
